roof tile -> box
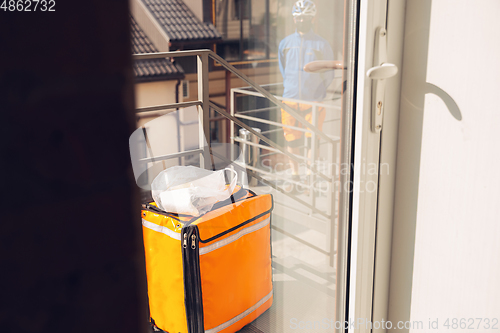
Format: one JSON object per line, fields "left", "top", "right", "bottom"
{"left": 141, "top": 0, "right": 222, "bottom": 43}
{"left": 131, "top": 16, "right": 184, "bottom": 81}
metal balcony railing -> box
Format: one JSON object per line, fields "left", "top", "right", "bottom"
{"left": 132, "top": 49, "right": 340, "bottom": 265}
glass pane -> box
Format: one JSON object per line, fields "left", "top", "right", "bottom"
{"left": 131, "top": 0, "right": 356, "bottom": 331}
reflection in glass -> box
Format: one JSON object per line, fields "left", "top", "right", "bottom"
{"left": 132, "top": 0, "right": 348, "bottom": 330}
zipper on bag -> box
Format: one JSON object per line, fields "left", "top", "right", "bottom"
{"left": 181, "top": 194, "right": 272, "bottom": 332}
{"left": 198, "top": 196, "right": 274, "bottom": 244}
{"left": 191, "top": 234, "right": 197, "bottom": 249}
{"left": 182, "top": 225, "right": 204, "bottom": 333}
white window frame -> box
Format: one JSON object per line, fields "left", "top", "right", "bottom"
{"left": 345, "top": 1, "right": 406, "bottom": 332}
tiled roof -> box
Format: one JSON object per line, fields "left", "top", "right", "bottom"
{"left": 142, "top": 0, "right": 222, "bottom": 43}
{"left": 131, "top": 16, "right": 185, "bottom": 81}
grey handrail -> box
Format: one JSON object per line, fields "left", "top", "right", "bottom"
{"left": 132, "top": 49, "right": 335, "bottom": 144}
{"left": 133, "top": 49, "right": 211, "bottom": 59}
{"left": 133, "top": 50, "right": 337, "bottom": 265}
{"left": 132, "top": 49, "right": 334, "bottom": 182}
{"left": 208, "top": 51, "right": 335, "bottom": 144}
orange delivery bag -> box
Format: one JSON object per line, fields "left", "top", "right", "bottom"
{"left": 141, "top": 186, "right": 274, "bottom": 333}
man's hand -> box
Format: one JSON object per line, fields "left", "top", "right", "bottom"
{"left": 304, "top": 60, "right": 345, "bottom": 72}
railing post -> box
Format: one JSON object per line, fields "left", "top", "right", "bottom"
{"left": 197, "top": 52, "right": 211, "bottom": 169}
{"left": 239, "top": 128, "right": 250, "bottom": 187}
{"left": 230, "top": 88, "right": 235, "bottom": 161}
{"left": 225, "top": 70, "right": 231, "bottom": 145}
{"left": 250, "top": 127, "right": 261, "bottom": 186}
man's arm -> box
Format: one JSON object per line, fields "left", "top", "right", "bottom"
{"left": 303, "top": 60, "right": 344, "bottom": 72}
{"left": 321, "top": 43, "right": 336, "bottom": 87}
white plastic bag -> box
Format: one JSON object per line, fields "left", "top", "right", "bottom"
{"left": 151, "top": 166, "right": 237, "bottom": 216}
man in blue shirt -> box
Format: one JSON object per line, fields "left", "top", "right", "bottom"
{"left": 278, "top": 0, "right": 335, "bottom": 190}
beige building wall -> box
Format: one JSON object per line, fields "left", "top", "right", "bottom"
{"left": 182, "top": 0, "right": 203, "bottom": 22}
{"left": 135, "top": 80, "right": 179, "bottom": 108}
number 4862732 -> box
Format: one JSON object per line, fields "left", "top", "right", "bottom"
{"left": 1, "top": 0, "right": 56, "bottom": 11}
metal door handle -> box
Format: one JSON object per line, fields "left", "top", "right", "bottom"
{"left": 367, "top": 63, "right": 398, "bottom": 79}
{"left": 367, "top": 27, "right": 398, "bottom": 132}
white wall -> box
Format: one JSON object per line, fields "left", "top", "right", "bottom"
{"left": 390, "top": 0, "right": 500, "bottom": 331}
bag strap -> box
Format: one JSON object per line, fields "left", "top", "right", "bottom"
{"left": 185, "top": 186, "right": 249, "bottom": 225}
{"left": 208, "top": 185, "right": 247, "bottom": 211}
